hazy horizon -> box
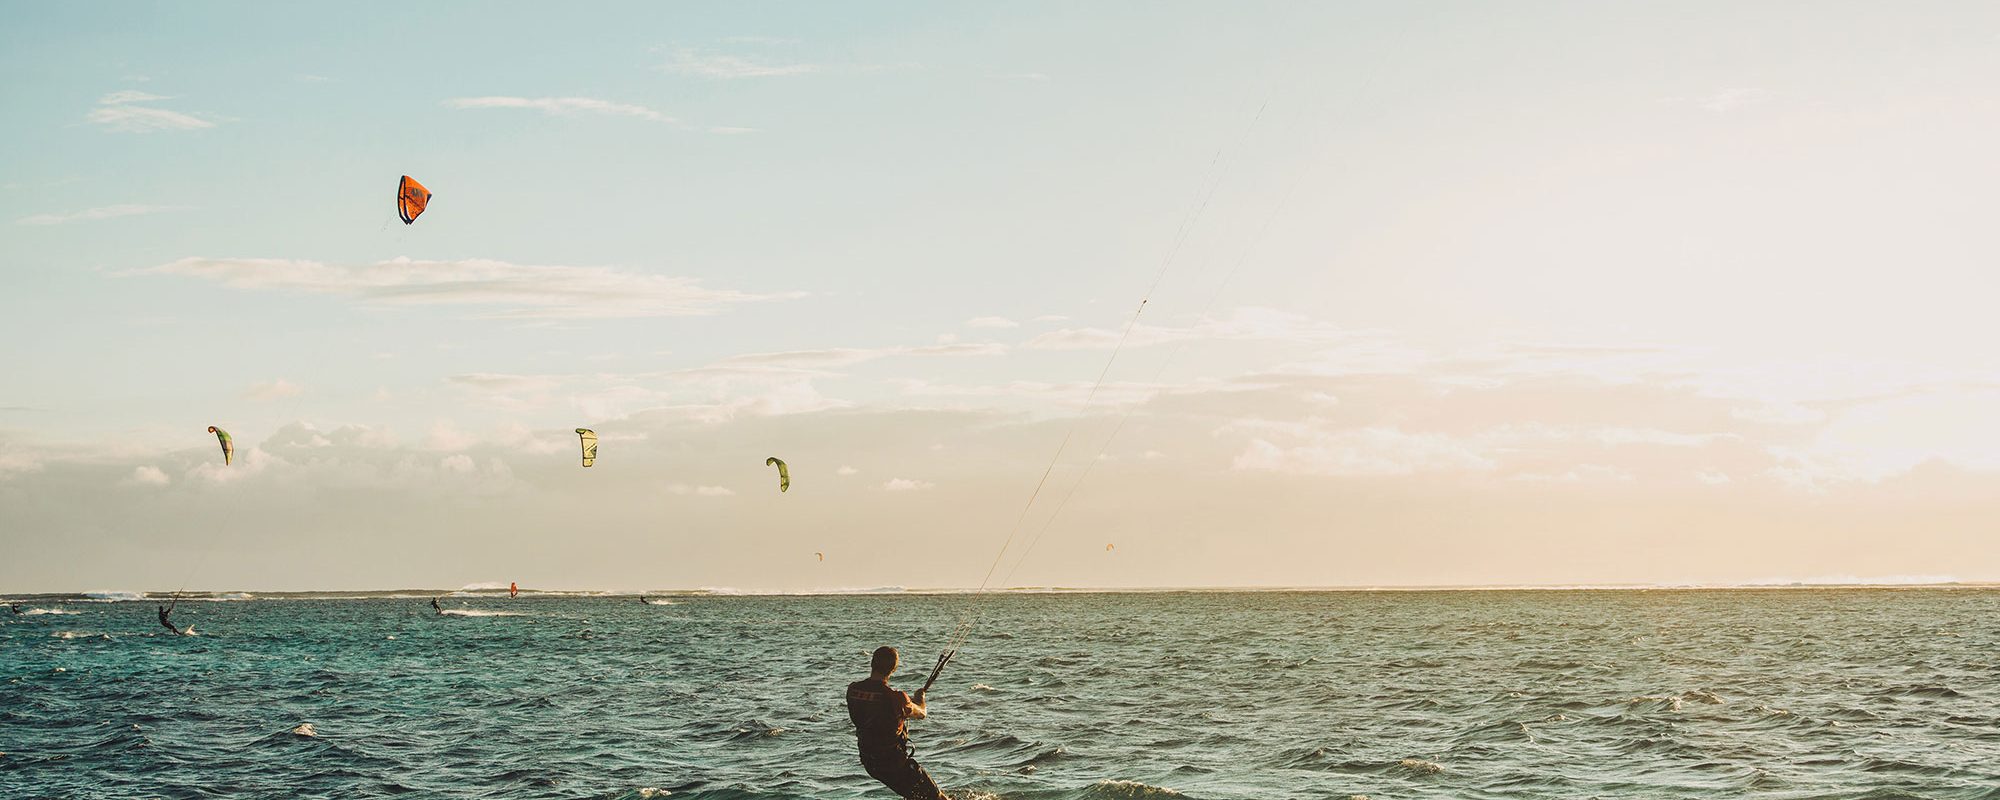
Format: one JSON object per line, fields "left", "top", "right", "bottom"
{"left": 9, "top": 3, "right": 2000, "bottom": 593}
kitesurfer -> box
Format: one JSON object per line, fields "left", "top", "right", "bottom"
{"left": 846, "top": 646, "right": 944, "bottom": 800}
{"left": 156, "top": 603, "right": 186, "bottom": 636}
{"left": 8, "top": 603, "right": 22, "bottom": 615}
{"left": 431, "top": 596, "right": 444, "bottom": 615}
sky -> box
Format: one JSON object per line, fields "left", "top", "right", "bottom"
{"left": 5, "top": 2, "right": 2000, "bottom": 593}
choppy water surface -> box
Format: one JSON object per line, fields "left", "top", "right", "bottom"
{"left": 4, "top": 589, "right": 1998, "bottom": 799}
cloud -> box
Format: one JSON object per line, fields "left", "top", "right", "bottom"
{"left": 127, "top": 466, "right": 170, "bottom": 486}
{"left": 663, "top": 49, "right": 820, "bottom": 78}
{"left": 449, "top": 373, "right": 563, "bottom": 393}
{"left": 698, "top": 342, "right": 1007, "bottom": 375}
{"left": 966, "top": 316, "right": 1019, "bottom": 329}
{"left": 100, "top": 90, "right": 167, "bottom": 104}
{"left": 668, "top": 483, "right": 736, "bottom": 496}
{"left": 445, "top": 96, "right": 673, "bottom": 123}
{"left": 882, "top": 478, "right": 934, "bottom": 491}
{"left": 837, "top": 465, "right": 858, "bottom": 476}
{"left": 88, "top": 91, "right": 213, "bottom": 132}
{"left": 1026, "top": 307, "right": 1352, "bottom": 351}
{"left": 1698, "top": 87, "right": 1769, "bottom": 113}
{"left": 244, "top": 379, "right": 303, "bottom": 402}
{"left": 1232, "top": 427, "right": 1498, "bottom": 477}
{"left": 135, "top": 256, "right": 795, "bottom": 320}
{"left": 16, "top": 204, "right": 180, "bottom": 226}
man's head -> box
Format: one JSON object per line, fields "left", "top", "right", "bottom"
{"left": 871, "top": 646, "right": 899, "bottom": 678}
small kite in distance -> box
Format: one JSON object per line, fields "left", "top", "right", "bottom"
{"left": 576, "top": 429, "right": 598, "bottom": 467}
{"left": 766, "top": 457, "right": 789, "bottom": 492}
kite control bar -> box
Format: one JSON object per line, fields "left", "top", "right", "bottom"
{"left": 921, "top": 648, "right": 955, "bottom": 694}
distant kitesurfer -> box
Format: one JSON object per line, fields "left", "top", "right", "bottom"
{"left": 8, "top": 603, "right": 23, "bottom": 615}
{"left": 156, "top": 603, "right": 187, "bottom": 636}
{"left": 431, "top": 596, "right": 444, "bottom": 615}
{"left": 847, "top": 646, "right": 945, "bottom": 800}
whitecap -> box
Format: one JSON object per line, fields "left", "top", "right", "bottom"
{"left": 1397, "top": 758, "right": 1444, "bottom": 775}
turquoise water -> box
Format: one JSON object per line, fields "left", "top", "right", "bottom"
{"left": 3, "top": 589, "right": 1998, "bottom": 799}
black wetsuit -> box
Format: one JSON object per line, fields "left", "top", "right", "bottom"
{"left": 431, "top": 597, "right": 443, "bottom": 614}
{"left": 846, "top": 677, "right": 943, "bottom": 800}
{"left": 157, "top": 605, "right": 181, "bottom": 635}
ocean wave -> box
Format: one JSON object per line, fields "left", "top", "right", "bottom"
{"left": 438, "top": 609, "right": 523, "bottom": 617}
{"left": 80, "top": 591, "right": 146, "bottom": 602}
{"left": 18, "top": 608, "right": 82, "bottom": 615}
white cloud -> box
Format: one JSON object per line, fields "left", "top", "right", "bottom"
{"left": 663, "top": 49, "right": 820, "bottom": 78}
{"left": 16, "top": 204, "right": 179, "bottom": 226}
{"left": 100, "top": 90, "right": 168, "bottom": 104}
{"left": 1513, "top": 464, "right": 1635, "bottom": 483}
{"left": 136, "top": 256, "right": 795, "bottom": 320}
{"left": 966, "top": 316, "right": 1019, "bottom": 329}
{"left": 88, "top": 91, "right": 213, "bottom": 132}
{"left": 1698, "top": 87, "right": 1769, "bottom": 113}
{"left": 244, "top": 379, "right": 303, "bottom": 402}
{"left": 668, "top": 483, "right": 736, "bottom": 497}
{"left": 1026, "top": 307, "right": 1350, "bottom": 351}
{"left": 882, "top": 478, "right": 934, "bottom": 491}
{"left": 1232, "top": 428, "right": 1498, "bottom": 477}
{"left": 837, "top": 465, "right": 858, "bottom": 475}
{"left": 449, "top": 373, "right": 562, "bottom": 393}
{"left": 439, "top": 454, "right": 476, "bottom": 473}
{"left": 700, "top": 342, "right": 1005, "bottom": 374}
{"left": 128, "top": 466, "right": 170, "bottom": 486}
{"left": 445, "top": 96, "right": 674, "bottom": 123}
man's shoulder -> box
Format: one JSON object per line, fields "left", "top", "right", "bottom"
{"left": 846, "top": 678, "right": 903, "bottom": 701}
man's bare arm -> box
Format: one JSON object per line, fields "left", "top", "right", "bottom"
{"left": 906, "top": 689, "right": 928, "bottom": 720}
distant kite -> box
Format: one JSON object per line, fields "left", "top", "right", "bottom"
{"left": 1106, "top": 543, "right": 1115, "bottom": 552}
{"left": 207, "top": 426, "right": 233, "bottom": 466}
{"left": 397, "top": 175, "right": 431, "bottom": 224}
{"left": 766, "top": 457, "right": 789, "bottom": 492}
{"left": 576, "top": 429, "right": 598, "bottom": 468}
{"left": 815, "top": 552, "right": 824, "bottom": 562}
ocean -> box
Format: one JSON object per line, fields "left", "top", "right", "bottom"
{"left": 2, "top": 588, "right": 1997, "bottom": 799}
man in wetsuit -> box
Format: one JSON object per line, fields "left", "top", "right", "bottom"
{"left": 156, "top": 603, "right": 184, "bottom": 635}
{"left": 431, "top": 596, "right": 444, "bottom": 614}
{"left": 846, "top": 646, "right": 944, "bottom": 800}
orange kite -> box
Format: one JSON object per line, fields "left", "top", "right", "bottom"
{"left": 397, "top": 175, "right": 431, "bottom": 224}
